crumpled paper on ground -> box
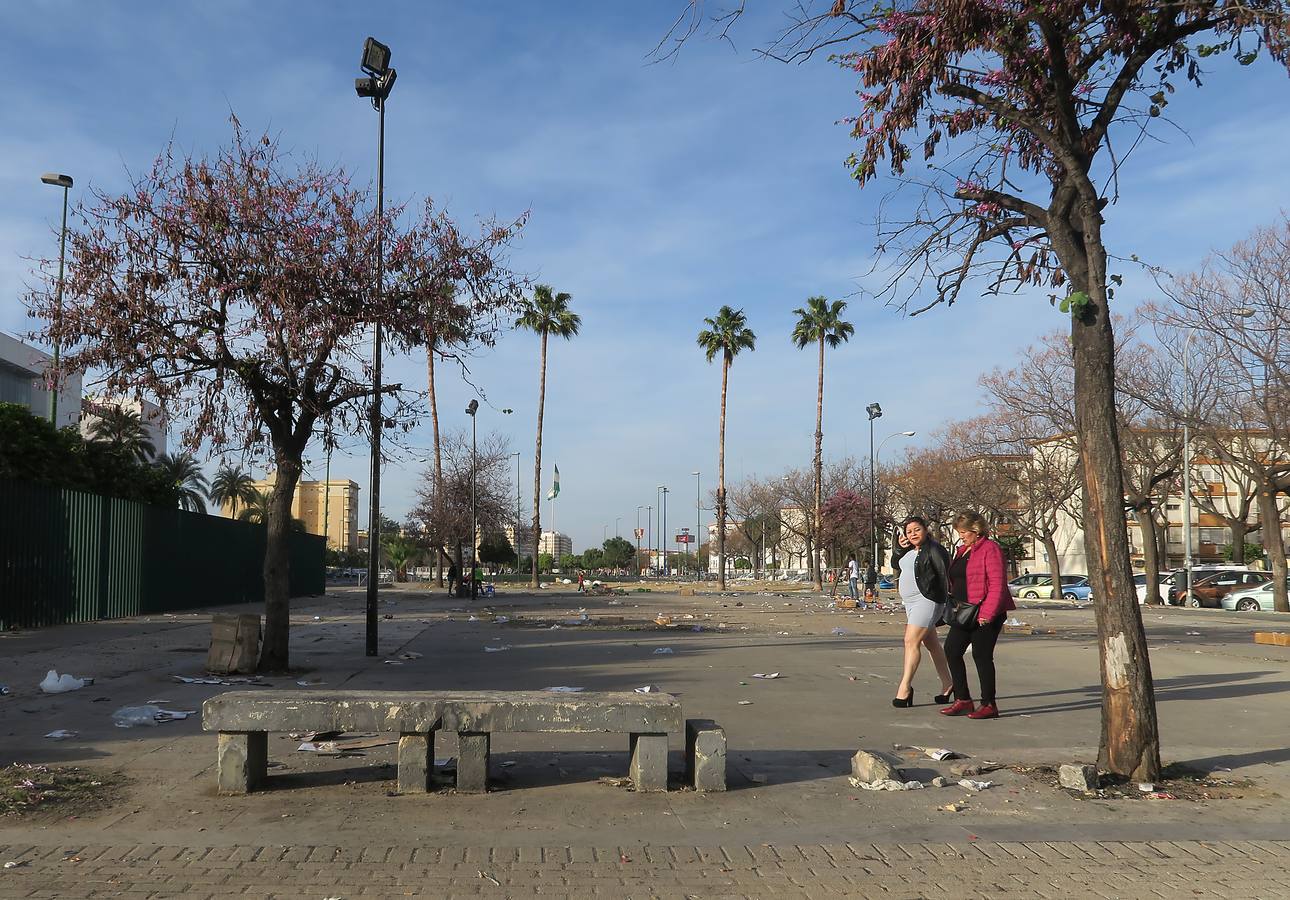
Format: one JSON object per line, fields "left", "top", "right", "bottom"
{"left": 849, "top": 777, "right": 925, "bottom": 791}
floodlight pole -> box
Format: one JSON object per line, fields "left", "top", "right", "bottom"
{"left": 357, "top": 41, "right": 395, "bottom": 657}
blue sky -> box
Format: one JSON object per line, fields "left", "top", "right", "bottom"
{"left": 3, "top": 2, "right": 1288, "bottom": 553}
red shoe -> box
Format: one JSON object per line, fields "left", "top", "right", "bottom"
{"left": 967, "top": 703, "right": 999, "bottom": 720}
{"left": 939, "top": 700, "right": 975, "bottom": 716}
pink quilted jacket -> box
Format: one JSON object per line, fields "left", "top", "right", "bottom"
{"left": 954, "top": 538, "right": 1016, "bottom": 623}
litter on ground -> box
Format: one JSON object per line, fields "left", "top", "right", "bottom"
{"left": 483, "top": 645, "right": 512, "bottom": 653}
{"left": 40, "top": 670, "right": 91, "bottom": 693}
{"left": 752, "top": 673, "right": 782, "bottom": 679}
{"left": 44, "top": 730, "right": 77, "bottom": 740}
{"left": 544, "top": 686, "right": 585, "bottom": 693}
{"left": 653, "top": 647, "right": 674, "bottom": 654}
{"left": 958, "top": 779, "right": 995, "bottom": 791}
{"left": 112, "top": 705, "right": 197, "bottom": 727}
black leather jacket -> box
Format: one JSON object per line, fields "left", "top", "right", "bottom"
{"left": 890, "top": 540, "right": 950, "bottom": 604}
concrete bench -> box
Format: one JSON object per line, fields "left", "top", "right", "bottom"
{"left": 202, "top": 689, "right": 684, "bottom": 795}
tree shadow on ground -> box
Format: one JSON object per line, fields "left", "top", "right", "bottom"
{"left": 1005, "top": 671, "right": 1288, "bottom": 716}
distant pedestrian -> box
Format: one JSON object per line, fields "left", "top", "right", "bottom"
{"left": 940, "top": 512, "right": 1015, "bottom": 721}
{"left": 447, "top": 562, "right": 460, "bottom": 597}
{"left": 577, "top": 570, "right": 585, "bottom": 592}
{"left": 846, "top": 554, "right": 860, "bottom": 603}
{"left": 889, "top": 518, "right": 955, "bottom": 709}
{"left": 863, "top": 563, "right": 879, "bottom": 605}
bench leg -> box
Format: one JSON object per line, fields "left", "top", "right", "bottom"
{"left": 397, "top": 731, "right": 436, "bottom": 794}
{"left": 217, "top": 731, "right": 267, "bottom": 795}
{"left": 685, "top": 719, "right": 727, "bottom": 792}
{"left": 457, "top": 732, "right": 490, "bottom": 793}
{"left": 629, "top": 733, "right": 669, "bottom": 793}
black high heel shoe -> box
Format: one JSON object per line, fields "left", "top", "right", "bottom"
{"left": 934, "top": 690, "right": 953, "bottom": 704}
{"left": 891, "top": 690, "right": 914, "bottom": 708}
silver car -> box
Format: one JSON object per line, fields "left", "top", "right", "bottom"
{"left": 1222, "top": 577, "right": 1289, "bottom": 611}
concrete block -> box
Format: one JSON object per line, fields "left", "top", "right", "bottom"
{"left": 851, "top": 749, "right": 902, "bottom": 784}
{"left": 629, "top": 733, "right": 669, "bottom": 792}
{"left": 207, "top": 614, "right": 260, "bottom": 675}
{"left": 397, "top": 731, "right": 435, "bottom": 793}
{"left": 457, "top": 732, "right": 490, "bottom": 793}
{"left": 217, "top": 731, "right": 267, "bottom": 794}
{"left": 685, "top": 719, "right": 726, "bottom": 792}
{"left": 1059, "top": 763, "right": 1099, "bottom": 791}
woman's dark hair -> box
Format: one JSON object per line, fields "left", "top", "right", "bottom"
{"left": 901, "top": 515, "right": 931, "bottom": 533}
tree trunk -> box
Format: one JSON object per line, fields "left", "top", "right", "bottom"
{"left": 1066, "top": 241, "right": 1161, "bottom": 781}
{"left": 1256, "top": 484, "right": 1289, "bottom": 612}
{"left": 1134, "top": 507, "right": 1163, "bottom": 605}
{"left": 1042, "top": 534, "right": 1062, "bottom": 599}
{"left": 1225, "top": 516, "right": 1255, "bottom": 564}
{"left": 531, "top": 330, "right": 548, "bottom": 588}
{"left": 717, "top": 353, "right": 729, "bottom": 591}
{"left": 812, "top": 336, "right": 825, "bottom": 591}
{"left": 1154, "top": 508, "right": 1169, "bottom": 571}
{"left": 427, "top": 334, "right": 445, "bottom": 587}
{"left": 259, "top": 451, "right": 303, "bottom": 672}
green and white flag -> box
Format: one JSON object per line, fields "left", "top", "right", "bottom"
{"left": 547, "top": 465, "right": 560, "bottom": 500}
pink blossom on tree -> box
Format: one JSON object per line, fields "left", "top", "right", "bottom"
{"left": 26, "top": 119, "right": 527, "bottom": 671}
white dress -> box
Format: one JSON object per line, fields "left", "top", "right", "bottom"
{"left": 898, "top": 547, "right": 944, "bottom": 628}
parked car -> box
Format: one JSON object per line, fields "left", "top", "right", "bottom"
{"left": 1009, "top": 573, "right": 1090, "bottom": 600}
{"left": 1222, "top": 577, "right": 1290, "bottom": 611}
{"left": 1135, "top": 572, "right": 1174, "bottom": 605}
{"left": 1176, "top": 569, "right": 1270, "bottom": 608}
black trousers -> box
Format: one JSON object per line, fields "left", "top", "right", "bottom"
{"left": 944, "top": 615, "right": 1005, "bottom": 704}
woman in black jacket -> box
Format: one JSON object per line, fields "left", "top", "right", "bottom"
{"left": 889, "top": 516, "right": 955, "bottom": 708}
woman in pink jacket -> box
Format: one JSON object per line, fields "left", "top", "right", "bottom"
{"left": 939, "top": 512, "right": 1016, "bottom": 720}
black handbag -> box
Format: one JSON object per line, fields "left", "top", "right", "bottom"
{"left": 944, "top": 599, "right": 982, "bottom": 629}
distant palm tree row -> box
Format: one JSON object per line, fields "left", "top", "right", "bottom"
{"left": 84, "top": 407, "right": 288, "bottom": 524}
{"left": 698, "top": 297, "right": 853, "bottom": 589}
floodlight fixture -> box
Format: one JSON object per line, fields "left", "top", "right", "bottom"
{"left": 866, "top": 402, "right": 883, "bottom": 421}
{"left": 466, "top": 399, "right": 479, "bottom": 416}
{"left": 361, "top": 37, "right": 392, "bottom": 76}
{"left": 41, "top": 173, "right": 73, "bottom": 188}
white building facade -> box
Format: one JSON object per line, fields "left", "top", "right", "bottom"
{"left": 0, "top": 332, "right": 81, "bottom": 429}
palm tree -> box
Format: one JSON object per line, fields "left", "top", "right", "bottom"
{"left": 86, "top": 407, "right": 156, "bottom": 461}
{"left": 697, "top": 306, "right": 756, "bottom": 591}
{"left": 208, "top": 465, "right": 259, "bottom": 518}
{"left": 517, "top": 284, "right": 581, "bottom": 588}
{"left": 155, "top": 451, "right": 209, "bottom": 513}
{"left": 792, "top": 296, "right": 854, "bottom": 591}
{"left": 238, "top": 489, "right": 305, "bottom": 532}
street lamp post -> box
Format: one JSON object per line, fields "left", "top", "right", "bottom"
{"left": 355, "top": 37, "right": 397, "bottom": 657}
{"left": 645, "top": 505, "right": 653, "bottom": 576}
{"left": 691, "top": 471, "right": 700, "bottom": 579}
{"left": 40, "top": 173, "right": 73, "bottom": 424}
{"left": 1182, "top": 331, "right": 1197, "bottom": 606}
{"left": 866, "top": 404, "right": 883, "bottom": 571}
{"left": 510, "top": 451, "right": 521, "bottom": 573}
{"left": 660, "top": 486, "right": 670, "bottom": 577}
{"left": 466, "top": 399, "right": 479, "bottom": 601}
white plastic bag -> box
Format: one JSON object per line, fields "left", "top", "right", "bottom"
{"left": 112, "top": 705, "right": 162, "bottom": 727}
{"left": 40, "top": 670, "right": 87, "bottom": 693}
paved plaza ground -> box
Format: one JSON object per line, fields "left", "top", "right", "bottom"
{"left": 2, "top": 582, "right": 1289, "bottom": 898}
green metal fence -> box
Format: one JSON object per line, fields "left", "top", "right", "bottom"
{"left": 0, "top": 478, "right": 324, "bottom": 629}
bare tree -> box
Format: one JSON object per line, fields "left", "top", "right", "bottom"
{"left": 1147, "top": 218, "right": 1290, "bottom": 611}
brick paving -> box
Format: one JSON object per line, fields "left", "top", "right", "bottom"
{"left": 2, "top": 840, "right": 1290, "bottom": 899}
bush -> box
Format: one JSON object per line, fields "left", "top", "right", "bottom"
{"left": 0, "top": 403, "right": 178, "bottom": 507}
